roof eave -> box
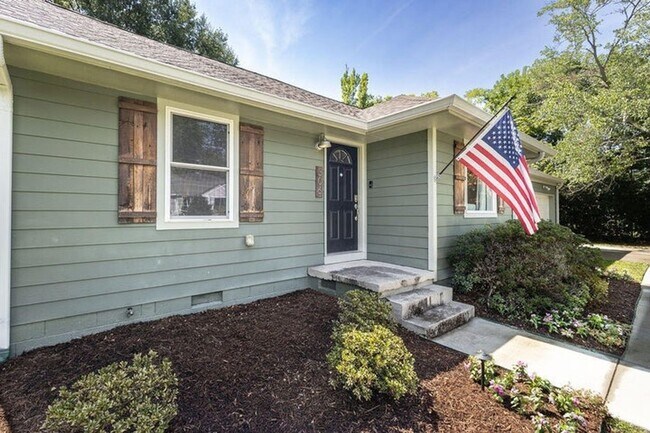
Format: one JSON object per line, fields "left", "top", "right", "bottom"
{"left": 0, "top": 16, "right": 368, "bottom": 132}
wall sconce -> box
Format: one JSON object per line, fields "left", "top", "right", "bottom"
{"left": 315, "top": 133, "right": 331, "bottom": 151}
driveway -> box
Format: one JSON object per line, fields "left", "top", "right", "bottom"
{"left": 595, "top": 244, "right": 650, "bottom": 265}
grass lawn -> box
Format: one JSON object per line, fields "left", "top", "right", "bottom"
{"left": 0, "top": 290, "right": 606, "bottom": 433}
{"left": 603, "top": 259, "right": 649, "bottom": 283}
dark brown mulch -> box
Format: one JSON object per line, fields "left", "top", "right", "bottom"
{"left": 456, "top": 278, "right": 642, "bottom": 356}
{"left": 0, "top": 290, "right": 603, "bottom": 432}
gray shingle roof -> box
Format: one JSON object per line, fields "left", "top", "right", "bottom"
{"left": 0, "top": 0, "right": 369, "bottom": 117}
{"left": 0, "top": 1, "right": 447, "bottom": 121}
{"left": 360, "top": 95, "right": 437, "bottom": 120}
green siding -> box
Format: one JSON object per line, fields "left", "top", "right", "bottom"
{"left": 436, "top": 131, "right": 512, "bottom": 280}
{"left": 9, "top": 67, "right": 325, "bottom": 354}
{"left": 367, "top": 131, "right": 429, "bottom": 269}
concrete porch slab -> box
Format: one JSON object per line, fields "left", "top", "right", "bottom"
{"left": 307, "top": 260, "right": 435, "bottom": 296}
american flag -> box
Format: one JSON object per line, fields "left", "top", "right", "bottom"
{"left": 456, "top": 109, "right": 541, "bottom": 235}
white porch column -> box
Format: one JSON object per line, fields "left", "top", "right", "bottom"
{"left": 0, "top": 36, "right": 13, "bottom": 361}
{"left": 427, "top": 125, "right": 437, "bottom": 278}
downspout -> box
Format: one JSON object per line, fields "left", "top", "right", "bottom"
{"left": 0, "top": 36, "right": 13, "bottom": 362}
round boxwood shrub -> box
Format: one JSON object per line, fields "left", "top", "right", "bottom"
{"left": 43, "top": 350, "right": 178, "bottom": 433}
{"left": 448, "top": 220, "right": 607, "bottom": 319}
{"left": 327, "top": 325, "right": 418, "bottom": 401}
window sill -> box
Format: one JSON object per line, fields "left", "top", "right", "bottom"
{"left": 464, "top": 211, "right": 498, "bottom": 219}
{"left": 156, "top": 218, "right": 239, "bottom": 230}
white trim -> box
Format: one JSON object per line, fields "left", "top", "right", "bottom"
{"left": 555, "top": 188, "right": 560, "bottom": 224}
{"left": 427, "top": 126, "right": 437, "bottom": 277}
{"left": 0, "top": 17, "right": 555, "bottom": 156}
{"left": 156, "top": 99, "right": 240, "bottom": 230}
{"left": 0, "top": 35, "right": 12, "bottom": 359}
{"left": 464, "top": 171, "right": 498, "bottom": 218}
{"left": 322, "top": 135, "right": 367, "bottom": 264}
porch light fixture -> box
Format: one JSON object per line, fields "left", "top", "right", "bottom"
{"left": 476, "top": 350, "right": 492, "bottom": 390}
{"left": 315, "top": 133, "right": 331, "bottom": 150}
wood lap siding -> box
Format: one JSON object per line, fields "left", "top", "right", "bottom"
{"left": 239, "top": 123, "right": 264, "bottom": 222}
{"left": 367, "top": 131, "right": 429, "bottom": 269}
{"left": 9, "top": 67, "right": 324, "bottom": 354}
{"left": 118, "top": 98, "right": 157, "bottom": 223}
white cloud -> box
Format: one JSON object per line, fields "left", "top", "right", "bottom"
{"left": 199, "top": 0, "right": 313, "bottom": 79}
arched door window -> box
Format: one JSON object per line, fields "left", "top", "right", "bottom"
{"left": 329, "top": 148, "right": 352, "bottom": 165}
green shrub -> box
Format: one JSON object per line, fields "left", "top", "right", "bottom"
{"left": 336, "top": 289, "right": 395, "bottom": 332}
{"left": 327, "top": 325, "right": 418, "bottom": 401}
{"left": 43, "top": 351, "right": 178, "bottom": 433}
{"left": 449, "top": 220, "right": 607, "bottom": 319}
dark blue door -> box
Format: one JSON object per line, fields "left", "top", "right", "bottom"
{"left": 327, "top": 144, "right": 358, "bottom": 253}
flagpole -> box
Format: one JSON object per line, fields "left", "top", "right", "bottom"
{"left": 434, "top": 95, "right": 516, "bottom": 181}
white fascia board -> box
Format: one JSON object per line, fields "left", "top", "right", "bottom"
{"left": 0, "top": 16, "right": 556, "bottom": 156}
{"left": 0, "top": 35, "right": 12, "bottom": 360}
{"left": 0, "top": 16, "right": 367, "bottom": 133}
{"left": 530, "top": 168, "right": 563, "bottom": 185}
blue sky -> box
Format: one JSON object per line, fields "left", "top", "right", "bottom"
{"left": 194, "top": 0, "right": 557, "bottom": 101}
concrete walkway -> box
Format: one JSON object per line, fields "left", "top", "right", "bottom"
{"left": 434, "top": 266, "right": 650, "bottom": 430}
{"left": 606, "top": 268, "right": 650, "bottom": 429}
{"left": 596, "top": 244, "right": 650, "bottom": 265}
{"left": 433, "top": 318, "right": 619, "bottom": 396}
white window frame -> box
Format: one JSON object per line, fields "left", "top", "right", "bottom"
{"left": 464, "top": 171, "right": 497, "bottom": 218}
{"left": 156, "top": 99, "right": 239, "bottom": 229}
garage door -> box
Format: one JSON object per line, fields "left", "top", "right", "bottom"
{"left": 535, "top": 193, "right": 551, "bottom": 221}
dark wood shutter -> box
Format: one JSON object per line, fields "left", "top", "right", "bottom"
{"left": 239, "top": 123, "right": 264, "bottom": 222}
{"left": 497, "top": 197, "right": 506, "bottom": 214}
{"left": 118, "top": 97, "right": 157, "bottom": 223}
{"left": 453, "top": 140, "right": 466, "bottom": 214}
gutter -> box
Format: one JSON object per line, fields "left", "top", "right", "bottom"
{"left": 0, "top": 35, "right": 12, "bottom": 362}
{"left": 0, "top": 16, "right": 557, "bottom": 156}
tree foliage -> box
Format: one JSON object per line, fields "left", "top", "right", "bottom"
{"left": 340, "top": 66, "right": 438, "bottom": 108}
{"left": 53, "top": 0, "right": 238, "bottom": 65}
{"left": 466, "top": 0, "right": 650, "bottom": 241}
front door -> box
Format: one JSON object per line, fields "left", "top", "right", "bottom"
{"left": 327, "top": 144, "right": 358, "bottom": 253}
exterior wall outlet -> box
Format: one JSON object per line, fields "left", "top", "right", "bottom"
{"left": 245, "top": 234, "right": 255, "bottom": 247}
{"left": 126, "top": 307, "right": 134, "bottom": 317}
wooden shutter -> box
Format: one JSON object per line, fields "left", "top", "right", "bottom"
{"left": 239, "top": 123, "right": 264, "bottom": 222}
{"left": 118, "top": 97, "right": 157, "bottom": 223}
{"left": 497, "top": 197, "right": 506, "bottom": 214}
{"left": 453, "top": 140, "right": 466, "bottom": 214}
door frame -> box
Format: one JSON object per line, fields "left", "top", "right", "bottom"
{"left": 323, "top": 135, "right": 367, "bottom": 264}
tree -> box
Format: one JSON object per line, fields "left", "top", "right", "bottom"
{"left": 465, "top": 0, "right": 650, "bottom": 241}
{"left": 340, "top": 66, "right": 438, "bottom": 108}
{"left": 53, "top": 0, "right": 238, "bottom": 65}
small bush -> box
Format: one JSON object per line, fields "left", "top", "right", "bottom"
{"left": 449, "top": 220, "right": 607, "bottom": 320}
{"left": 336, "top": 289, "right": 395, "bottom": 332}
{"left": 43, "top": 350, "right": 178, "bottom": 433}
{"left": 327, "top": 325, "right": 418, "bottom": 401}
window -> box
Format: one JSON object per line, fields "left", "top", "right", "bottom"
{"left": 465, "top": 171, "right": 497, "bottom": 217}
{"left": 158, "top": 102, "right": 238, "bottom": 229}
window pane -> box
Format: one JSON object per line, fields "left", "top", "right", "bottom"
{"left": 466, "top": 171, "right": 495, "bottom": 212}
{"left": 170, "top": 167, "right": 227, "bottom": 217}
{"left": 172, "top": 114, "right": 228, "bottom": 167}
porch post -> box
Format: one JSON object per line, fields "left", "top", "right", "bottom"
{"left": 0, "top": 36, "right": 13, "bottom": 362}
{"left": 427, "top": 125, "right": 437, "bottom": 278}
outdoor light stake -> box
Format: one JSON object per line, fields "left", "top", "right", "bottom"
{"left": 476, "top": 350, "right": 492, "bottom": 391}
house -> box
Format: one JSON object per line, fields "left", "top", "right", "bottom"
{"left": 0, "top": 0, "right": 561, "bottom": 360}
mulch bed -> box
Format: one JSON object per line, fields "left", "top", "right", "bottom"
{"left": 0, "top": 289, "right": 604, "bottom": 432}
{"left": 456, "top": 277, "right": 642, "bottom": 356}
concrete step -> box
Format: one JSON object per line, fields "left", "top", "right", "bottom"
{"left": 386, "top": 284, "right": 453, "bottom": 320}
{"left": 307, "top": 260, "right": 435, "bottom": 297}
{"left": 400, "top": 301, "right": 475, "bottom": 339}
